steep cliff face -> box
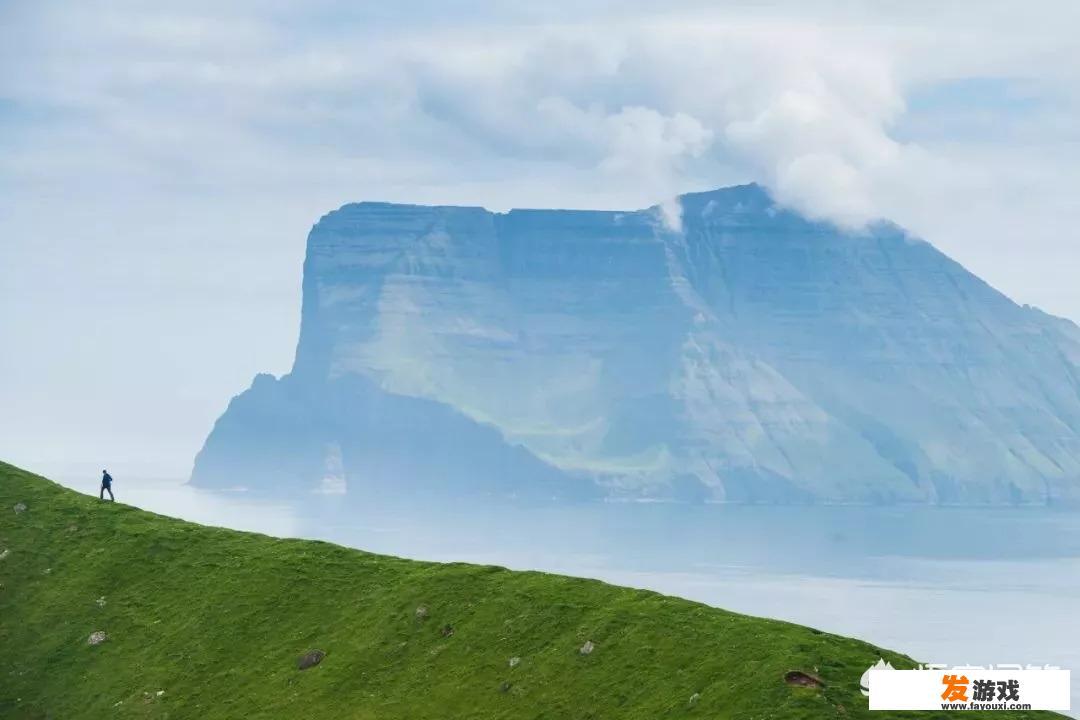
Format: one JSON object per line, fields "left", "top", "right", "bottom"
{"left": 192, "top": 184, "right": 1080, "bottom": 504}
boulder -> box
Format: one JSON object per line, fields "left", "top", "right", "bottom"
{"left": 784, "top": 670, "right": 824, "bottom": 688}
{"left": 88, "top": 631, "right": 108, "bottom": 646}
{"left": 297, "top": 649, "right": 326, "bottom": 670}
{"left": 579, "top": 640, "right": 595, "bottom": 655}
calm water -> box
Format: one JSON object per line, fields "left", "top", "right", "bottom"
{"left": 61, "top": 477, "right": 1080, "bottom": 714}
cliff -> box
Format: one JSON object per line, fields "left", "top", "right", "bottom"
{"left": 192, "top": 184, "right": 1080, "bottom": 504}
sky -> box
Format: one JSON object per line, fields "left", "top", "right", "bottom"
{"left": 1, "top": 1, "right": 1079, "bottom": 480}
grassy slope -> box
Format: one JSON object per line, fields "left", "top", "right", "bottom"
{"left": 0, "top": 462, "right": 1058, "bottom": 720}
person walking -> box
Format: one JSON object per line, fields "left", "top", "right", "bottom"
{"left": 100, "top": 469, "right": 114, "bottom": 502}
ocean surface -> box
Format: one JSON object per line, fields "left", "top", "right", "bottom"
{"left": 59, "top": 476, "right": 1080, "bottom": 715}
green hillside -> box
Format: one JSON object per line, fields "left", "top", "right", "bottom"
{"left": 0, "top": 461, "right": 1059, "bottom": 719}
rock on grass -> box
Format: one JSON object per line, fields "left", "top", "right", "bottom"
{"left": 784, "top": 670, "right": 824, "bottom": 688}
{"left": 297, "top": 650, "right": 326, "bottom": 670}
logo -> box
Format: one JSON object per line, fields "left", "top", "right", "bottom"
{"left": 941, "top": 674, "right": 970, "bottom": 703}
{"left": 860, "top": 658, "right": 895, "bottom": 696}
{"left": 861, "top": 662, "right": 1070, "bottom": 712}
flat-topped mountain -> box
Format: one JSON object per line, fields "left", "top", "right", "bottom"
{"left": 192, "top": 184, "right": 1080, "bottom": 504}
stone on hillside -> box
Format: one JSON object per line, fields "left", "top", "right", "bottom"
{"left": 96, "top": 596, "right": 107, "bottom": 607}
{"left": 508, "top": 656, "right": 521, "bottom": 668}
{"left": 784, "top": 670, "right": 824, "bottom": 688}
{"left": 13, "top": 502, "right": 27, "bottom": 514}
{"left": 440, "top": 624, "right": 455, "bottom": 638}
{"left": 88, "top": 631, "right": 108, "bottom": 645}
{"left": 579, "top": 640, "right": 595, "bottom": 655}
{"left": 0, "top": 549, "right": 9, "bottom": 561}
{"left": 689, "top": 692, "right": 701, "bottom": 706}
{"left": 297, "top": 649, "right": 326, "bottom": 670}
{"left": 415, "top": 605, "right": 429, "bottom": 620}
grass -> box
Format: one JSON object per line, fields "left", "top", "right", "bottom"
{"left": 0, "top": 461, "right": 1061, "bottom": 719}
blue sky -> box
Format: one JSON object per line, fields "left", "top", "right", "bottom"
{"left": 2, "top": 1, "right": 1079, "bottom": 478}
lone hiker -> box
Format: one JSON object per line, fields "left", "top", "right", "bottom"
{"left": 100, "top": 469, "right": 114, "bottom": 502}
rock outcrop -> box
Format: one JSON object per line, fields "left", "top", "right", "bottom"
{"left": 191, "top": 184, "right": 1080, "bottom": 504}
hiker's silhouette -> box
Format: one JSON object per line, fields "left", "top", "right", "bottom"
{"left": 100, "top": 469, "right": 114, "bottom": 502}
